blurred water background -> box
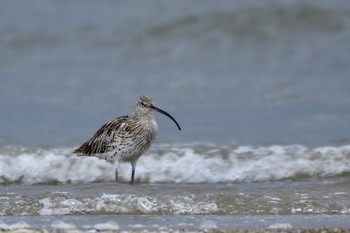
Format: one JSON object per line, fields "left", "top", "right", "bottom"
{"left": 1, "top": 0, "right": 350, "bottom": 148}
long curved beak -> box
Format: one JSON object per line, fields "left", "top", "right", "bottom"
{"left": 150, "top": 105, "right": 181, "bottom": 131}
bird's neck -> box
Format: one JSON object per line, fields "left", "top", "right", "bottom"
{"left": 131, "top": 112, "right": 154, "bottom": 120}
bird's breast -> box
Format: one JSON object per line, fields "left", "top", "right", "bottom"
{"left": 136, "top": 117, "right": 158, "bottom": 144}
{"left": 112, "top": 117, "right": 158, "bottom": 162}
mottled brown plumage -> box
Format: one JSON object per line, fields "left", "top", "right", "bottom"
{"left": 74, "top": 95, "right": 181, "bottom": 185}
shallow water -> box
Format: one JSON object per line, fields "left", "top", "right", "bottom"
{"left": 0, "top": 179, "right": 350, "bottom": 216}
{"left": 1, "top": 176, "right": 349, "bottom": 216}
{"left": 0, "top": 180, "right": 350, "bottom": 230}
{"left": 1, "top": 143, "right": 350, "bottom": 217}
{"left": 0, "top": 215, "right": 350, "bottom": 231}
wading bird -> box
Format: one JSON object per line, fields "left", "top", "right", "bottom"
{"left": 74, "top": 95, "right": 181, "bottom": 185}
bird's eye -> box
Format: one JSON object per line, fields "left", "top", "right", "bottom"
{"left": 141, "top": 102, "right": 146, "bottom": 107}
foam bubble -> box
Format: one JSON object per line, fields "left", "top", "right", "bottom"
{"left": 199, "top": 220, "right": 218, "bottom": 229}
{"left": 0, "top": 220, "right": 30, "bottom": 230}
{"left": 268, "top": 223, "right": 293, "bottom": 229}
{"left": 93, "top": 221, "right": 119, "bottom": 230}
{"left": 137, "top": 197, "right": 158, "bottom": 213}
{"left": 51, "top": 220, "right": 76, "bottom": 229}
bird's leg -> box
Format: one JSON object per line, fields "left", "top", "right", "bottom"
{"left": 130, "top": 161, "right": 136, "bottom": 185}
{"left": 130, "top": 169, "right": 135, "bottom": 185}
{"left": 114, "top": 159, "right": 120, "bottom": 182}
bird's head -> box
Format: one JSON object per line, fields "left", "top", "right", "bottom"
{"left": 135, "top": 95, "right": 154, "bottom": 114}
{"left": 135, "top": 95, "right": 181, "bottom": 131}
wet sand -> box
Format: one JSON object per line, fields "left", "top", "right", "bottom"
{"left": 0, "top": 229, "right": 349, "bottom": 233}
{"left": 0, "top": 215, "right": 349, "bottom": 232}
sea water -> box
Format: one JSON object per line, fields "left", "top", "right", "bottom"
{"left": 1, "top": 0, "right": 350, "bottom": 147}
{"left": 1, "top": 0, "right": 350, "bottom": 230}
{"left": 0, "top": 144, "right": 349, "bottom": 217}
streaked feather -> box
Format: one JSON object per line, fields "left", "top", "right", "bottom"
{"left": 73, "top": 115, "right": 128, "bottom": 155}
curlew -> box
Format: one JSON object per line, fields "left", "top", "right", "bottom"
{"left": 74, "top": 95, "right": 181, "bottom": 185}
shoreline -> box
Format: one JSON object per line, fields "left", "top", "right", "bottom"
{"left": 0, "top": 229, "right": 348, "bottom": 233}
{"left": 0, "top": 215, "right": 349, "bottom": 232}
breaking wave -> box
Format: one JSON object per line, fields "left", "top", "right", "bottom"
{"left": 0, "top": 143, "right": 349, "bottom": 184}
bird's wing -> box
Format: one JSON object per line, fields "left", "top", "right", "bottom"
{"left": 116, "top": 117, "right": 143, "bottom": 139}
{"left": 73, "top": 115, "right": 129, "bottom": 155}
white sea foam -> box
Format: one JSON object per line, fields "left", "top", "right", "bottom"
{"left": 268, "top": 223, "right": 293, "bottom": 229}
{"left": 199, "top": 220, "right": 218, "bottom": 229}
{"left": 93, "top": 221, "right": 120, "bottom": 230}
{"left": 51, "top": 220, "right": 76, "bottom": 229}
{"left": 38, "top": 192, "right": 218, "bottom": 215}
{"left": 0, "top": 143, "right": 350, "bottom": 184}
{"left": 0, "top": 220, "right": 30, "bottom": 230}
{"left": 0, "top": 146, "right": 113, "bottom": 184}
